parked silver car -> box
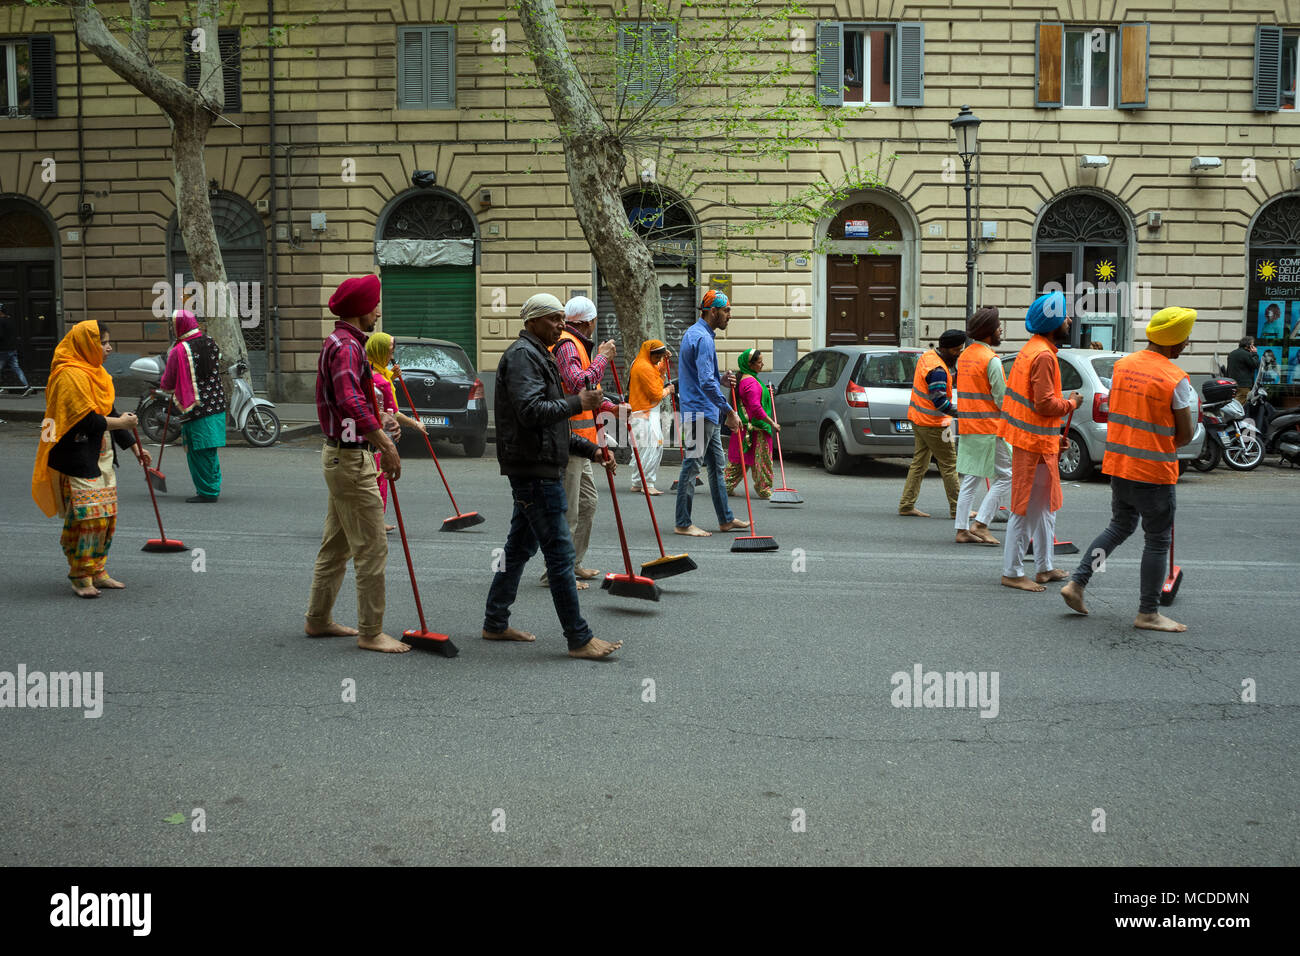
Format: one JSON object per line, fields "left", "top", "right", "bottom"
{"left": 1001, "top": 348, "right": 1204, "bottom": 481}
{"left": 773, "top": 346, "right": 923, "bottom": 473}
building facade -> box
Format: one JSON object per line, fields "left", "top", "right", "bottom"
{"left": 2, "top": 0, "right": 1299, "bottom": 402}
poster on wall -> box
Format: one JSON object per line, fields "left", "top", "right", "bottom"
{"left": 1246, "top": 253, "right": 1300, "bottom": 397}
{"left": 1290, "top": 346, "right": 1300, "bottom": 385}
{"left": 1257, "top": 301, "right": 1286, "bottom": 338}
{"left": 1259, "top": 346, "right": 1285, "bottom": 384}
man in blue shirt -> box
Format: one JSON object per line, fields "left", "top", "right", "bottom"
{"left": 674, "top": 290, "right": 748, "bottom": 536}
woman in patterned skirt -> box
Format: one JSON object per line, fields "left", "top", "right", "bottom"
{"left": 31, "top": 321, "right": 151, "bottom": 598}
{"left": 725, "top": 348, "right": 778, "bottom": 499}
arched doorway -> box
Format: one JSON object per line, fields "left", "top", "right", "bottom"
{"left": 823, "top": 200, "right": 910, "bottom": 346}
{"left": 375, "top": 188, "right": 478, "bottom": 365}
{"left": 0, "top": 195, "right": 59, "bottom": 385}
{"left": 594, "top": 185, "right": 699, "bottom": 384}
{"left": 1033, "top": 190, "right": 1134, "bottom": 350}
{"left": 168, "top": 193, "right": 268, "bottom": 388}
{"left": 1246, "top": 193, "right": 1300, "bottom": 393}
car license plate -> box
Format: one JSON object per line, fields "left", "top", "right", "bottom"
{"left": 894, "top": 420, "right": 912, "bottom": 433}
{"left": 420, "top": 415, "right": 450, "bottom": 427}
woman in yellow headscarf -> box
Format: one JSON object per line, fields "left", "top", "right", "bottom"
{"left": 365, "top": 331, "right": 426, "bottom": 531}
{"left": 627, "top": 339, "right": 672, "bottom": 495}
{"left": 32, "top": 321, "right": 151, "bottom": 598}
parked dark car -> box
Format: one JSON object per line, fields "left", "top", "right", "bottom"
{"left": 773, "top": 346, "right": 923, "bottom": 473}
{"left": 391, "top": 337, "right": 487, "bottom": 457}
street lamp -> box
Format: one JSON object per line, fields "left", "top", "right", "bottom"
{"left": 950, "top": 105, "right": 982, "bottom": 320}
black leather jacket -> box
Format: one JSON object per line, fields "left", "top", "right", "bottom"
{"left": 495, "top": 329, "right": 599, "bottom": 478}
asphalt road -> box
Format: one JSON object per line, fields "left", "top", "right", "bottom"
{"left": 0, "top": 422, "right": 1296, "bottom": 865}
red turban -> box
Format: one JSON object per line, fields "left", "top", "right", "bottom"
{"left": 328, "top": 274, "right": 381, "bottom": 318}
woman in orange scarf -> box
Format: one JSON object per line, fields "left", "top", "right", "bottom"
{"left": 32, "top": 321, "right": 151, "bottom": 598}
{"left": 628, "top": 339, "right": 672, "bottom": 494}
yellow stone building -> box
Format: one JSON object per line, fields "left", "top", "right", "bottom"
{"left": 1, "top": 1, "right": 1298, "bottom": 401}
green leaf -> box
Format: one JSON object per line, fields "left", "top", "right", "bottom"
{"left": 164, "top": 812, "right": 186, "bottom": 825}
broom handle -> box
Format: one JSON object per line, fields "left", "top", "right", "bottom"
{"left": 1169, "top": 522, "right": 1175, "bottom": 576}
{"left": 387, "top": 477, "right": 428, "bottom": 633}
{"left": 730, "top": 385, "right": 759, "bottom": 532}
{"left": 392, "top": 366, "right": 462, "bottom": 514}
{"left": 156, "top": 394, "right": 173, "bottom": 468}
{"left": 607, "top": 363, "right": 668, "bottom": 558}
{"left": 770, "top": 401, "right": 790, "bottom": 489}
{"left": 132, "top": 426, "right": 169, "bottom": 540}
{"left": 596, "top": 416, "right": 637, "bottom": 576}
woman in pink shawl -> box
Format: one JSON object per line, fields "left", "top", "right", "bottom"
{"left": 725, "top": 347, "right": 778, "bottom": 499}
{"left": 159, "top": 310, "right": 227, "bottom": 502}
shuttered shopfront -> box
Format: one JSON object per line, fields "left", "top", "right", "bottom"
{"left": 379, "top": 265, "right": 477, "bottom": 364}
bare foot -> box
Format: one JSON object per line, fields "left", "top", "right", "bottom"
{"left": 955, "top": 530, "right": 983, "bottom": 544}
{"left": 483, "top": 626, "right": 536, "bottom": 642}
{"left": 385, "top": 524, "right": 396, "bottom": 533}
{"left": 357, "top": 632, "right": 413, "bottom": 653}
{"left": 574, "top": 580, "right": 590, "bottom": 590}
{"left": 92, "top": 575, "right": 126, "bottom": 589}
{"left": 1035, "top": 569, "right": 1068, "bottom": 583}
{"left": 1060, "top": 580, "right": 1088, "bottom": 614}
{"left": 719, "top": 519, "right": 750, "bottom": 532}
{"left": 568, "top": 637, "right": 623, "bottom": 660}
{"left": 575, "top": 567, "right": 601, "bottom": 580}
{"left": 1002, "top": 575, "right": 1046, "bottom": 592}
{"left": 647, "top": 487, "right": 663, "bottom": 496}
{"left": 1135, "top": 612, "right": 1187, "bottom": 632}
{"left": 305, "top": 621, "right": 360, "bottom": 638}
{"left": 970, "top": 522, "right": 1000, "bottom": 545}
{"left": 899, "top": 508, "right": 931, "bottom": 517}
{"left": 675, "top": 525, "right": 711, "bottom": 537}
{"left": 71, "top": 578, "right": 100, "bottom": 599}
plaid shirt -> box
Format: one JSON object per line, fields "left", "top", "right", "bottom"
{"left": 554, "top": 326, "right": 617, "bottom": 415}
{"left": 316, "top": 320, "right": 381, "bottom": 440}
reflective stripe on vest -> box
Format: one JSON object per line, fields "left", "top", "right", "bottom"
{"left": 552, "top": 330, "right": 598, "bottom": 443}
{"left": 955, "top": 341, "right": 1001, "bottom": 436}
{"left": 1102, "top": 350, "right": 1186, "bottom": 485}
{"left": 907, "top": 350, "right": 951, "bottom": 427}
{"left": 997, "top": 336, "right": 1064, "bottom": 454}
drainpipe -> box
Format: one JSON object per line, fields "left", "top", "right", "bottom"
{"left": 267, "top": 0, "right": 282, "bottom": 398}
{"left": 76, "top": 32, "right": 88, "bottom": 325}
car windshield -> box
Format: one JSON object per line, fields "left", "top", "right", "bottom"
{"left": 394, "top": 343, "right": 472, "bottom": 377}
{"left": 1090, "top": 356, "right": 1117, "bottom": 389}
{"left": 854, "top": 352, "right": 920, "bottom": 388}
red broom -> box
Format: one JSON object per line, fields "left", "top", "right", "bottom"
{"left": 392, "top": 365, "right": 484, "bottom": 531}
{"left": 768, "top": 403, "right": 802, "bottom": 504}
{"left": 147, "top": 393, "right": 172, "bottom": 493}
{"left": 595, "top": 407, "right": 659, "bottom": 601}
{"left": 133, "top": 427, "right": 186, "bottom": 553}
{"left": 1160, "top": 522, "right": 1183, "bottom": 605}
{"left": 729, "top": 386, "right": 778, "bottom": 553}
{"left": 389, "top": 475, "right": 457, "bottom": 655}
{"left": 668, "top": 358, "right": 702, "bottom": 491}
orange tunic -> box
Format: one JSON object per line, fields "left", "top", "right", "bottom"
{"left": 1008, "top": 348, "right": 1074, "bottom": 515}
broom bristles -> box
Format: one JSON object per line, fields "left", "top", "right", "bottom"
{"left": 640, "top": 554, "right": 697, "bottom": 579}
{"left": 440, "top": 511, "right": 485, "bottom": 531}
{"left": 605, "top": 574, "right": 660, "bottom": 601}
{"left": 731, "top": 535, "right": 779, "bottom": 553}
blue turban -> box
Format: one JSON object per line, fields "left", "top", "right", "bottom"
{"left": 1025, "top": 291, "right": 1067, "bottom": 335}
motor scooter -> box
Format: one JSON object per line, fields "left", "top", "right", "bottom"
{"left": 1195, "top": 377, "right": 1263, "bottom": 471}
{"left": 127, "top": 355, "right": 280, "bottom": 446}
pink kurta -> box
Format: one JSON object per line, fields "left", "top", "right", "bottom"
{"left": 726, "top": 376, "right": 773, "bottom": 467}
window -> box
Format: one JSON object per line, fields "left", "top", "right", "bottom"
{"left": 1284, "top": 34, "right": 1298, "bottom": 110}
{"left": 1, "top": 35, "right": 55, "bottom": 119}
{"left": 816, "top": 22, "right": 923, "bottom": 107}
{"left": 854, "top": 352, "right": 917, "bottom": 388}
{"left": 393, "top": 343, "right": 473, "bottom": 377}
{"left": 780, "top": 353, "right": 819, "bottom": 393}
{"left": 397, "top": 26, "right": 456, "bottom": 109}
{"left": 1037, "top": 22, "right": 1147, "bottom": 109}
{"left": 617, "top": 22, "right": 676, "bottom": 106}
{"left": 184, "top": 28, "right": 241, "bottom": 112}
{"left": 807, "top": 352, "right": 848, "bottom": 390}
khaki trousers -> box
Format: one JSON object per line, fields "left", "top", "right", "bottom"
{"left": 305, "top": 444, "right": 388, "bottom": 638}
{"left": 899, "top": 424, "right": 959, "bottom": 516}
{"left": 562, "top": 453, "right": 598, "bottom": 568}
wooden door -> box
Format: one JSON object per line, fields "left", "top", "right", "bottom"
{"left": 0, "top": 259, "right": 57, "bottom": 384}
{"left": 827, "top": 254, "right": 900, "bottom": 346}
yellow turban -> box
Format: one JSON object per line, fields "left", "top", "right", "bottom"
{"left": 1146, "top": 307, "right": 1196, "bottom": 346}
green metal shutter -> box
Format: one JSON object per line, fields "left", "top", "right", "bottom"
{"left": 380, "top": 266, "right": 476, "bottom": 364}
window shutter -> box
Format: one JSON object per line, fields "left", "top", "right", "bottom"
{"left": 617, "top": 23, "right": 644, "bottom": 102}
{"left": 1254, "top": 25, "right": 1283, "bottom": 112}
{"left": 28, "top": 34, "right": 56, "bottom": 118}
{"left": 219, "top": 29, "right": 241, "bottom": 113}
{"left": 815, "top": 21, "right": 844, "bottom": 106}
{"left": 647, "top": 23, "right": 676, "bottom": 105}
{"left": 398, "top": 28, "right": 427, "bottom": 109}
{"left": 426, "top": 26, "right": 455, "bottom": 107}
{"left": 1036, "top": 22, "right": 1064, "bottom": 108}
{"left": 1117, "top": 23, "right": 1148, "bottom": 109}
{"left": 894, "top": 22, "right": 924, "bottom": 106}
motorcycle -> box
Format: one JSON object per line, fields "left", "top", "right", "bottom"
{"left": 127, "top": 355, "right": 281, "bottom": 447}
{"left": 1249, "top": 381, "right": 1300, "bottom": 467}
{"left": 1194, "top": 377, "right": 1263, "bottom": 471}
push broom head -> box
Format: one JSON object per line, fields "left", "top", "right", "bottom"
{"left": 604, "top": 572, "right": 660, "bottom": 601}
{"left": 142, "top": 538, "right": 187, "bottom": 553}
{"left": 440, "top": 511, "right": 485, "bottom": 532}
{"left": 146, "top": 467, "right": 167, "bottom": 494}
{"left": 731, "top": 534, "right": 779, "bottom": 553}
{"left": 640, "top": 553, "right": 698, "bottom": 580}
{"left": 401, "top": 629, "right": 460, "bottom": 656}
{"left": 1159, "top": 566, "right": 1183, "bottom": 606}
{"left": 769, "top": 488, "right": 803, "bottom": 504}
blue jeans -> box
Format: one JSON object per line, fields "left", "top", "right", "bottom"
{"left": 675, "top": 416, "right": 734, "bottom": 529}
{"left": 484, "top": 476, "right": 593, "bottom": 649}
{"left": 1070, "top": 475, "right": 1176, "bottom": 615}
{"left": 1, "top": 350, "right": 29, "bottom": 388}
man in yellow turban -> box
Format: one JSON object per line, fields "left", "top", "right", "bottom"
{"left": 1061, "top": 307, "right": 1197, "bottom": 632}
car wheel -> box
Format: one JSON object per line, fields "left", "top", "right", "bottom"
{"left": 461, "top": 433, "right": 487, "bottom": 458}
{"left": 820, "top": 423, "right": 852, "bottom": 474}
{"left": 1057, "top": 430, "right": 1093, "bottom": 481}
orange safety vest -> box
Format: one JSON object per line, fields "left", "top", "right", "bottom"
{"left": 955, "top": 341, "right": 1001, "bottom": 436}
{"left": 1102, "top": 349, "right": 1187, "bottom": 485}
{"left": 551, "top": 329, "right": 599, "bottom": 442}
{"left": 907, "top": 349, "right": 952, "bottom": 428}
{"left": 998, "top": 335, "right": 1064, "bottom": 455}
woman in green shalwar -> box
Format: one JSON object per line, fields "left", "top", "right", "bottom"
{"left": 160, "top": 310, "right": 227, "bottom": 502}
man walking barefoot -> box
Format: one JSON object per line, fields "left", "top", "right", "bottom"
{"left": 954, "top": 308, "right": 1010, "bottom": 545}
{"left": 304, "top": 274, "right": 410, "bottom": 653}
{"left": 1061, "top": 307, "right": 1197, "bottom": 632}
{"left": 899, "top": 329, "right": 964, "bottom": 518}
